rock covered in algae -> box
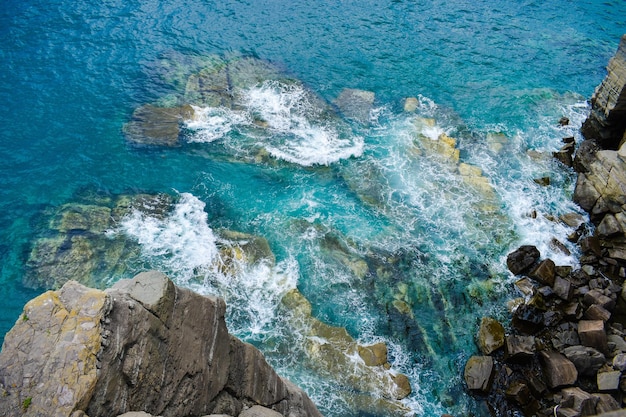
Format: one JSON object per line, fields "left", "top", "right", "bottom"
{"left": 0, "top": 271, "right": 322, "bottom": 417}
{"left": 124, "top": 104, "right": 196, "bottom": 147}
{"left": 23, "top": 192, "right": 175, "bottom": 290}
{"left": 281, "top": 288, "right": 412, "bottom": 404}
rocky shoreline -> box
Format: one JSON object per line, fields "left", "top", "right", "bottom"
{"left": 0, "top": 271, "right": 322, "bottom": 417}
{"left": 464, "top": 35, "right": 626, "bottom": 417}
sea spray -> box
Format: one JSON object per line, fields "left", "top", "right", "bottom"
{"left": 183, "top": 80, "right": 364, "bottom": 166}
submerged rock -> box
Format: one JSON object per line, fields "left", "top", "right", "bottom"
{"left": 280, "top": 289, "right": 412, "bottom": 407}
{"left": 0, "top": 271, "right": 322, "bottom": 417}
{"left": 334, "top": 88, "right": 375, "bottom": 125}
{"left": 124, "top": 104, "right": 196, "bottom": 147}
{"left": 23, "top": 192, "right": 175, "bottom": 290}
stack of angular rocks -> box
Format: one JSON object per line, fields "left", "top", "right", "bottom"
{"left": 465, "top": 35, "right": 626, "bottom": 417}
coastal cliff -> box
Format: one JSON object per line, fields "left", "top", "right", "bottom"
{"left": 0, "top": 271, "right": 322, "bottom": 417}
{"left": 464, "top": 35, "right": 626, "bottom": 417}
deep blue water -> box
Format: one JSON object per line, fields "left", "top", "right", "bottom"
{"left": 1, "top": 0, "right": 625, "bottom": 415}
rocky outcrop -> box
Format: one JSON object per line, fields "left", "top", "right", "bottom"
{"left": 464, "top": 36, "right": 626, "bottom": 416}
{"left": 581, "top": 35, "right": 626, "bottom": 150}
{"left": 0, "top": 271, "right": 322, "bottom": 417}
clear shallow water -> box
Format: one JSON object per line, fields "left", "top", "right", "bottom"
{"left": 1, "top": 0, "right": 625, "bottom": 415}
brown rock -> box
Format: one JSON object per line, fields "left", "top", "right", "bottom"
{"left": 505, "top": 335, "right": 536, "bottom": 362}
{"left": 529, "top": 259, "right": 556, "bottom": 286}
{"left": 559, "top": 387, "right": 598, "bottom": 416}
{"left": 581, "top": 34, "right": 626, "bottom": 149}
{"left": 507, "top": 245, "right": 541, "bottom": 275}
{"left": 594, "top": 393, "right": 621, "bottom": 413}
{"left": 0, "top": 272, "right": 322, "bottom": 417}
{"left": 597, "top": 214, "right": 623, "bottom": 238}
{"left": 477, "top": 317, "right": 505, "bottom": 355}
{"left": 585, "top": 304, "right": 612, "bottom": 322}
{"left": 578, "top": 320, "right": 608, "bottom": 353}
{"left": 573, "top": 174, "right": 602, "bottom": 212}
{"left": 562, "top": 345, "right": 606, "bottom": 377}
{"left": 464, "top": 356, "right": 494, "bottom": 392}
{"left": 583, "top": 290, "right": 616, "bottom": 311}
{"left": 358, "top": 343, "right": 388, "bottom": 367}
{"left": 553, "top": 276, "right": 574, "bottom": 301}
{"left": 539, "top": 351, "right": 578, "bottom": 389}
{"left": 505, "top": 381, "right": 532, "bottom": 406}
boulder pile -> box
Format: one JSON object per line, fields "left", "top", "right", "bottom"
{"left": 464, "top": 34, "right": 626, "bottom": 417}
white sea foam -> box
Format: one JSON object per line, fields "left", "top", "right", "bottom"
{"left": 119, "top": 192, "right": 219, "bottom": 279}
{"left": 242, "top": 80, "right": 364, "bottom": 166}
{"left": 184, "top": 105, "right": 251, "bottom": 143}
{"left": 117, "top": 191, "right": 297, "bottom": 340}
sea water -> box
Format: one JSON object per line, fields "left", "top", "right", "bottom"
{"left": 1, "top": 0, "right": 625, "bottom": 415}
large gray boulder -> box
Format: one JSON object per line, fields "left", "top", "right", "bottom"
{"left": 0, "top": 271, "right": 322, "bottom": 417}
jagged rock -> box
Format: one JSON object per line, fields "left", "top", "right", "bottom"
{"left": 554, "top": 276, "right": 574, "bottom": 301}
{"left": 512, "top": 303, "right": 545, "bottom": 334}
{"left": 507, "top": 245, "right": 541, "bottom": 275}
{"left": 597, "top": 214, "right": 623, "bottom": 238}
{"left": 574, "top": 174, "right": 602, "bottom": 213}
{"left": 539, "top": 351, "right": 578, "bottom": 389}
{"left": 477, "top": 317, "right": 505, "bottom": 355}
{"left": 581, "top": 34, "right": 626, "bottom": 149}
{"left": 358, "top": 343, "right": 388, "bottom": 367}
{"left": 0, "top": 272, "right": 322, "bottom": 417}
{"left": 559, "top": 387, "right": 598, "bottom": 416}
{"left": 515, "top": 277, "right": 535, "bottom": 297}
{"left": 584, "top": 290, "right": 616, "bottom": 311}
{"left": 505, "top": 334, "right": 536, "bottom": 362}
{"left": 560, "top": 213, "right": 586, "bottom": 229}
{"left": 464, "top": 356, "right": 494, "bottom": 392}
{"left": 505, "top": 381, "right": 532, "bottom": 406}
{"left": 530, "top": 259, "right": 556, "bottom": 286}
{"left": 594, "top": 393, "right": 621, "bottom": 413}
{"left": 578, "top": 320, "right": 608, "bottom": 353}
{"left": 585, "top": 304, "right": 612, "bottom": 322}
{"left": 613, "top": 353, "right": 626, "bottom": 371}
{"left": 562, "top": 345, "right": 606, "bottom": 377}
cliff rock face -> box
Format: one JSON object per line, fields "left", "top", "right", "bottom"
{"left": 0, "top": 271, "right": 322, "bottom": 417}
{"left": 581, "top": 35, "right": 626, "bottom": 149}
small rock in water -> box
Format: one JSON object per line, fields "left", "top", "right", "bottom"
{"left": 464, "top": 356, "right": 494, "bottom": 392}
{"left": 506, "top": 245, "right": 541, "bottom": 275}
{"left": 559, "top": 116, "right": 570, "bottom": 126}
{"left": 403, "top": 97, "right": 419, "bottom": 112}
{"left": 334, "top": 88, "right": 375, "bottom": 125}
{"left": 477, "top": 317, "right": 505, "bottom": 355}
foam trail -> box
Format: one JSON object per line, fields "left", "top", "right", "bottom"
{"left": 242, "top": 81, "right": 364, "bottom": 166}
{"left": 184, "top": 105, "right": 251, "bottom": 143}
{"left": 119, "top": 192, "right": 219, "bottom": 280}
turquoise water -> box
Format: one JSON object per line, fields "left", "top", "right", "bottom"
{"left": 2, "top": 0, "right": 626, "bottom": 415}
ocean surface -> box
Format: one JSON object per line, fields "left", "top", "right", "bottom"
{"left": 1, "top": 0, "right": 625, "bottom": 415}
